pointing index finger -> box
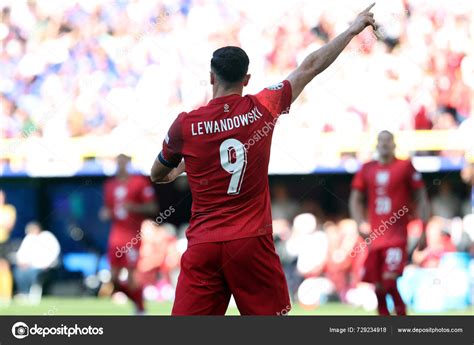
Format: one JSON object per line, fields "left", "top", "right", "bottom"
{"left": 363, "top": 3, "right": 375, "bottom": 13}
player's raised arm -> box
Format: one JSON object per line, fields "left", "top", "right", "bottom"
{"left": 286, "top": 3, "right": 376, "bottom": 103}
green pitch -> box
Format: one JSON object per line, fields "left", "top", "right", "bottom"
{"left": 1, "top": 298, "right": 472, "bottom": 315}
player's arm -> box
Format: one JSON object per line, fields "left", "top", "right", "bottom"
{"left": 408, "top": 162, "right": 430, "bottom": 250}
{"left": 99, "top": 182, "right": 112, "bottom": 221}
{"left": 151, "top": 159, "right": 185, "bottom": 184}
{"left": 349, "top": 189, "right": 370, "bottom": 238}
{"left": 413, "top": 187, "right": 430, "bottom": 250}
{"left": 286, "top": 3, "right": 376, "bottom": 103}
{"left": 124, "top": 201, "right": 157, "bottom": 216}
{"left": 125, "top": 180, "right": 159, "bottom": 215}
{"left": 350, "top": 165, "right": 370, "bottom": 238}
{"left": 151, "top": 113, "right": 184, "bottom": 183}
{"left": 414, "top": 187, "right": 430, "bottom": 224}
{"left": 99, "top": 206, "right": 111, "bottom": 221}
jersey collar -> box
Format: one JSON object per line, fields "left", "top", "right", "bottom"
{"left": 208, "top": 94, "right": 242, "bottom": 105}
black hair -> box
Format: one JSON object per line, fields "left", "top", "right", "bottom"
{"left": 210, "top": 46, "right": 249, "bottom": 85}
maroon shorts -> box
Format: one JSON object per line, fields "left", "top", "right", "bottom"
{"left": 362, "top": 245, "right": 407, "bottom": 283}
{"left": 172, "top": 234, "right": 290, "bottom": 315}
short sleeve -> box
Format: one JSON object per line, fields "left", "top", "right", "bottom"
{"left": 159, "top": 113, "right": 184, "bottom": 168}
{"left": 407, "top": 161, "right": 424, "bottom": 190}
{"left": 351, "top": 165, "right": 366, "bottom": 192}
{"left": 253, "top": 80, "right": 292, "bottom": 118}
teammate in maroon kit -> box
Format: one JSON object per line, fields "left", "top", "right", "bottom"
{"left": 100, "top": 154, "right": 157, "bottom": 314}
{"left": 349, "top": 131, "right": 430, "bottom": 315}
{"left": 151, "top": 5, "right": 377, "bottom": 315}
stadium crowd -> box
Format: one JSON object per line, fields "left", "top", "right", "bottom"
{"left": 0, "top": 0, "right": 473, "bottom": 143}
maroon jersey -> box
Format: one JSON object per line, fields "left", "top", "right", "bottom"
{"left": 104, "top": 175, "right": 156, "bottom": 245}
{"left": 351, "top": 159, "right": 424, "bottom": 249}
{"left": 160, "top": 81, "right": 292, "bottom": 246}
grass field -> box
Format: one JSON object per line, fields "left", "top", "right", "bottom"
{"left": 1, "top": 298, "right": 473, "bottom": 316}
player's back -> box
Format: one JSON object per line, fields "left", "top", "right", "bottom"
{"left": 160, "top": 81, "right": 292, "bottom": 246}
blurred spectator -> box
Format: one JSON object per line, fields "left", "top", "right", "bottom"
{"left": 289, "top": 213, "right": 329, "bottom": 303}
{"left": 412, "top": 217, "right": 456, "bottom": 268}
{"left": 463, "top": 214, "right": 474, "bottom": 256}
{"left": 272, "top": 218, "right": 299, "bottom": 299}
{"left": 449, "top": 217, "right": 472, "bottom": 252}
{"left": 271, "top": 184, "right": 299, "bottom": 221}
{"left": 432, "top": 107, "right": 459, "bottom": 130}
{"left": 324, "top": 220, "right": 358, "bottom": 302}
{"left": 13, "top": 222, "right": 60, "bottom": 302}
{"left": 407, "top": 219, "right": 424, "bottom": 254}
{"left": 0, "top": 190, "right": 16, "bottom": 304}
{"left": 460, "top": 162, "right": 474, "bottom": 216}
{"left": 431, "top": 181, "right": 462, "bottom": 218}
{"left": 137, "top": 221, "right": 180, "bottom": 286}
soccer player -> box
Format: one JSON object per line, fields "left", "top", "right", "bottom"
{"left": 100, "top": 154, "right": 157, "bottom": 314}
{"left": 151, "top": 5, "right": 377, "bottom": 315}
{"left": 349, "top": 130, "right": 430, "bottom": 315}
{"left": 0, "top": 190, "right": 16, "bottom": 304}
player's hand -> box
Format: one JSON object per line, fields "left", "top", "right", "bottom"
{"left": 349, "top": 3, "right": 376, "bottom": 36}
{"left": 99, "top": 207, "right": 111, "bottom": 221}
{"left": 160, "top": 160, "right": 186, "bottom": 184}
{"left": 358, "top": 221, "right": 371, "bottom": 239}
{"left": 123, "top": 202, "right": 138, "bottom": 212}
{"left": 415, "top": 228, "right": 428, "bottom": 251}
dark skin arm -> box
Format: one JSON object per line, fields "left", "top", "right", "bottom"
{"left": 349, "top": 189, "right": 370, "bottom": 239}
{"left": 150, "top": 159, "right": 186, "bottom": 184}
{"left": 124, "top": 201, "right": 157, "bottom": 216}
{"left": 413, "top": 187, "right": 430, "bottom": 250}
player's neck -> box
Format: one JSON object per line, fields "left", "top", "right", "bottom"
{"left": 117, "top": 172, "right": 129, "bottom": 181}
{"left": 378, "top": 155, "right": 395, "bottom": 165}
{"left": 212, "top": 85, "right": 243, "bottom": 99}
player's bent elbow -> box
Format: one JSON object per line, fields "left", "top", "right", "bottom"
{"left": 150, "top": 172, "right": 171, "bottom": 184}
{"left": 150, "top": 171, "right": 163, "bottom": 184}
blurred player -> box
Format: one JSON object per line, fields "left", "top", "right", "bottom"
{"left": 461, "top": 160, "right": 474, "bottom": 214}
{"left": 151, "top": 5, "right": 377, "bottom": 315}
{"left": 0, "top": 190, "right": 16, "bottom": 304}
{"left": 349, "top": 130, "right": 430, "bottom": 315}
{"left": 100, "top": 154, "right": 157, "bottom": 314}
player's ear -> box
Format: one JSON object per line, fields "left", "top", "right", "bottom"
{"left": 243, "top": 74, "right": 251, "bottom": 86}
{"left": 210, "top": 71, "right": 215, "bottom": 85}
